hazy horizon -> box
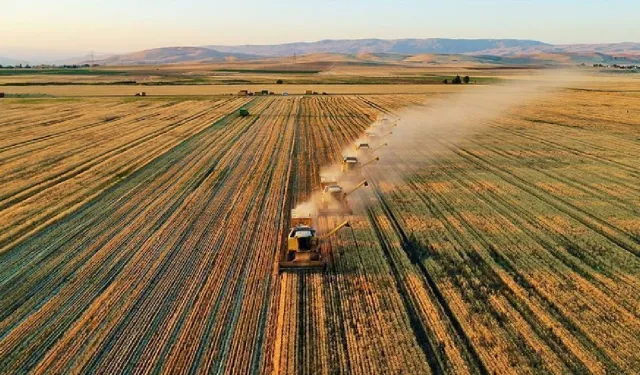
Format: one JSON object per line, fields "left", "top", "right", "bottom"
{"left": 2, "top": 0, "right": 639, "bottom": 62}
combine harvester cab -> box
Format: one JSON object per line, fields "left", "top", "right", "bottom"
{"left": 279, "top": 210, "right": 351, "bottom": 272}
{"left": 355, "top": 142, "right": 371, "bottom": 157}
{"left": 318, "top": 180, "right": 368, "bottom": 216}
{"left": 341, "top": 156, "right": 359, "bottom": 173}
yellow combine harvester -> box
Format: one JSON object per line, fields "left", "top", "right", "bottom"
{"left": 341, "top": 156, "right": 379, "bottom": 173}
{"left": 355, "top": 142, "right": 371, "bottom": 156}
{"left": 318, "top": 180, "right": 369, "bottom": 216}
{"left": 279, "top": 210, "right": 351, "bottom": 271}
{"left": 355, "top": 142, "right": 387, "bottom": 157}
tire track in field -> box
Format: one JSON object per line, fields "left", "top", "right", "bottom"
{"left": 490, "top": 123, "right": 640, "bottom": 179}
{"left": 365, "top": 176, "right": 490, "bottom": 375}
{"left": 443, "top": 141, "right": 640, "bottom": 257}
{"left": 420, "top": 146, "right": 640, "bottom": 311}
{"left": 475, "top": 131, "right": 640, "bottom": 210}
{"left": 400, "top": 152, "right": 625, "bottom": 373}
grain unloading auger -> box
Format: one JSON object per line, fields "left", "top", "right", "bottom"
{"left": 366, "top": 130, "right": 393, "bottom": 146}
{"left": 279, "top": 210, "right": 352, "bottom": 272}
{"left": 318, "top": 180, "right": 369, "bottom": 216}
{"left": 373, "top": 117, "right": 399, "bottom": 132}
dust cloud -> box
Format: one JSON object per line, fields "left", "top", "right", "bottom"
{"left": 362, "top": 70, "right": 584, "bottom": 187}
{"left": 294, "top": 70, "right": 584, "bottom": 220}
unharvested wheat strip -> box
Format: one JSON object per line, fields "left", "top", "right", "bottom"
{"left": 479, "top": 127, "right": 640, "bottom": 198}
{"left": 324, "top": 217, "right": 419, "bottom": 374}
{"left": 412, "top": 184, "right": 596, "bottom": 372}
{"left": 490, "top": 294, "right": 569, "bottom": 373}
{"left": 379, "top": 185, "right": 536, "bottom": 372}
{"left": 479, "top": 211, "right": 640, "bottom": 366}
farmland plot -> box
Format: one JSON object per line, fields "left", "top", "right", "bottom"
{"left": 271, "top": 90, "right": 639, "bottom": 374}
{"left": 0, "top": 97, "right": 248, "bottom": 253}
{"left": 0, "top": 95, "right": 420, "bottom": 373}
{"left": 1, "top": 90, "right": 638, "bottom": 374}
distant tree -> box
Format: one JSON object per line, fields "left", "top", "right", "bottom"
{"left": 276, "top": 79, "right": 284, "bottom": 84}
{"left": 452, "top": 75, "right": 462, "bottom": 84}
{"left": 463, "top": 75, "right": 470, "bottom": 84}
{"left": 443, "top": 79, "right": 448, "bottom": 84}
{"left": 0, "top": 64, "right": 3, "bottom": 69}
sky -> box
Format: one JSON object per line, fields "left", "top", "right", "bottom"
{"left": 1, "top": 0, "right": 639, "bottom": 58}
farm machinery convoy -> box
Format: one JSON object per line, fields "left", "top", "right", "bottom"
{"left": 5, "top": 85, "right": 639, "bottom": 375}
{"left": 278, "top": 116, "right": 396, "bottom": 272}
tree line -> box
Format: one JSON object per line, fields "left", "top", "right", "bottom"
{"left": 443, "top": 75, "right": 471, "bottom": 84}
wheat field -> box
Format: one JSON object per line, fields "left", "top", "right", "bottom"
{"left": 1, "top": 74, "right": 639, "bottom": 374}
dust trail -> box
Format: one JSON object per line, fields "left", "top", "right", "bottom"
{"left": 359, "top": 71, "right": 585, "bottom": 196}
{"left": 295, "top": 71, "right": 583, "bottom": 218}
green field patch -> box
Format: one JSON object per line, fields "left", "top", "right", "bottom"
{"left": 0, "top": 69, "right": 126, "bottom": 76}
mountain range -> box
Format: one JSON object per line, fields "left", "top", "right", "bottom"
{"left": 105, "top": 39, "right": 640, "bottom": 66}
{"left": 3, "top": 39, "right": 640, "bottom": 66}
{"left": 204, "top": 38, "right": 551, "bottom": 56}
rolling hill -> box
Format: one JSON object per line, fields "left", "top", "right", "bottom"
{"left": 94, "top": 47, "right": 258, "bottom": 65}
